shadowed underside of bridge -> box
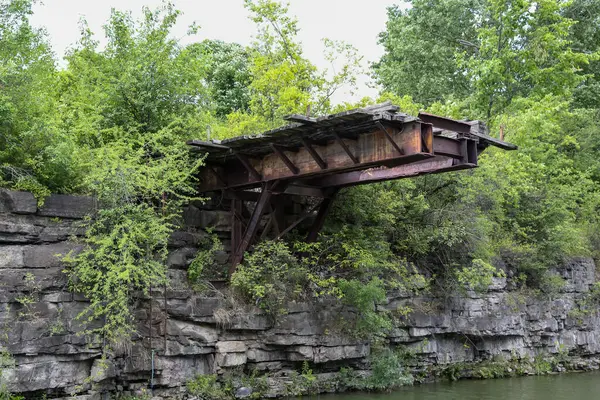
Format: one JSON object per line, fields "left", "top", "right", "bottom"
{"left": 188, "top": 102, "right": 516, "bottom": 271}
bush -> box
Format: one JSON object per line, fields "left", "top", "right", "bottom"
{"left": 231, "top": 241, "right": 309, "bottom": 317}
{"left": 338, "top": 348, "right": 414, "bottom": 392}
{"left": 0, "top": 349, "right": 23, "bottom": 400}
{"left": 188, "top": 232, "right": 224, "bottom": 290}
{"left": 366, "top": 348, "right": 414, "bottom": 391}
{"left": 186, "top": 374, "right": 228, "bottom": 400}
{"left": 337, "top": 278, "right": 393, "bottom": 340}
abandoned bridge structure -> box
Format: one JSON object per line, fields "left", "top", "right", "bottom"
{"left": 187, "top": 102, "right": 516, "bottom": 271}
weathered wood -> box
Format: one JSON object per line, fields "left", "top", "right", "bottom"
{"left": 187, "top": 139, "right": 230, "bottom": 150}
{"left": 284, "top": 114, "right": 318, "bottom": 124}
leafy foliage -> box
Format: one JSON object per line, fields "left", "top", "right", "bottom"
{"left": 2, "top": 0, "right": 600, "bottom": 351}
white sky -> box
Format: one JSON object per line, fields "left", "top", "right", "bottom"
{"left": 30, "top": 0, "right": 408, "bottom": 103}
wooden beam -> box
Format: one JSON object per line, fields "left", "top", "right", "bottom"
{"left": 231, "top": 182, "right": 275, "bottom": 269}
{"left": 376, "top": 121, "right": 404, "bottom": 155}
{"left": 301, "top": 138, "right": 327, "bottom": 170}
{"left": 187, "top": 139, "right": 230, "bottom": 150}
{"left": 270, "top": 144, "right": 299, "bottom": 175}
{"left": 332, "top": 131, "right": 359, "bottom": 164}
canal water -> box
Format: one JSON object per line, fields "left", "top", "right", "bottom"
{"left": 323, "top": 372, "right": 600, "bottom": 400}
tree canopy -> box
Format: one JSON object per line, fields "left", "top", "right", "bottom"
{"left": 1, "top": 0, "right": 600, "bottom": 344}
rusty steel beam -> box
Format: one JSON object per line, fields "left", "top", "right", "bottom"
{"left": 229, "top": 199, "right": 243, "bottom": 275}
{"left": 432, "top": 136, "right": 466, "bottom": 158}
{"left": 276, "top": 201, "right": 323, "bottom": 239}
{"left": 234, "top": 152, "right": 261, "bottom": 181}
{"left": 376, "top": 121, "right": 404, "bottom": 155}
{"left": 421, "top": 123, "right": 433, "bottom": 153}
{"left": 306, "top": 189, "right": 339, "bottom": 243}
{"left": 308, "top": 157, "right": 475, "bottom": 188}
{"left": 231, "top": 182, "right": 275, "bottom": 269}
{"left": 332, "top": 131, "right": 360, "bottom": 164}
{"left": 419, "top": 112, "right": 472, "bottom": 134}
{"left": 270, "top": 144, "right": 299, "bottom": 175}
{"left": 198, "top": 122, "right": 431, "bottom": 192}
{"left": 419, "top": 112, "right": 517, "bottom": 151}
{"left": 301, "top": 137, "right": 327, "bottom": 170}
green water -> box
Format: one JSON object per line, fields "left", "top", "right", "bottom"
{"left": 322, "top": 373, "right": 600, "bottom": 400}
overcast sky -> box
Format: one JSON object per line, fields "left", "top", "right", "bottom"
{"left": 30, "top": 0, "right": 408, "bottom": 103}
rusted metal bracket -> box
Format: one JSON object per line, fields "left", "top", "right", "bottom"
{"left": 332, "top": 131, "right": 359, "bottom": 164}
{"left": 376, "top": 121, "right": 404, "bottom": 155}
{"left": 301, "top": 137, "right": 327, "bottom": 170}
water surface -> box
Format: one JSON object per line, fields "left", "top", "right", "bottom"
{"left": 323, "top": 372, "right": 600, "bottom": 400}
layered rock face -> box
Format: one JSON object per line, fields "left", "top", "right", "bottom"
{"left": 1, "top": 189, "right": 599, "bottom": 398}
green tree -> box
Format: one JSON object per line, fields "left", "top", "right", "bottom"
{"left": 470, "top": 0, "right": 590, "bottom": 118}
{"left": 373, "top": 0, "right": 483, "bottom": 105}
{"left": 58, "top": 2, "right": 210, "bottom": 148}
{"left": 564, "top": 0, "right": 600, "bottom": 108}
{"left": 0, "top": 0, "right": 78, "bottom": 193}
{"left": 184, "top": 39, "right": 252, "bottom": 117}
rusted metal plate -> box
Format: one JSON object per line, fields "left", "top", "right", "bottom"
{"left": 198, "top": 122, "right": 432, "bottom": 192}
{"left": 309, "top": 157, "right": 476, "bottom": 188}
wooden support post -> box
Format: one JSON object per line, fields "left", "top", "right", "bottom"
{"left": 306, "top": 189, "right": 339, "bottom": 242}
{"left": 270, "top": 144, "right": 299, "bottom": 174}
{"left": 301, "top": 137, "right": 327, "bottom": 170}
{"left": 230, "top": 182, "right": 275, "bottom": 270}
{"left": 332, "top": 131, "right": 359, "bottom": 164}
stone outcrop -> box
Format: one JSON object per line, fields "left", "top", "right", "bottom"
{"left": 1, "top": 189, "right": 600, "bottom": 398}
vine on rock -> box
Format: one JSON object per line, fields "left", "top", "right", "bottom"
{"left": 64, "top": 131, "right": 203, "bottom": 346}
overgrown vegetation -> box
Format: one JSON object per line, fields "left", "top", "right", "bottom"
{"left": 0, "top": 349, "right": 22, "bottom": 400}
{"left": 338, "top": 348, "right": 415, "bottom": 392}
{"left": 2, "top": 0, "right": 600, "bottom": 362}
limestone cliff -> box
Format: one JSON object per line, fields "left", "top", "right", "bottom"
{"left": 1, "top": 189, "right": 599, "bottom": 399}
